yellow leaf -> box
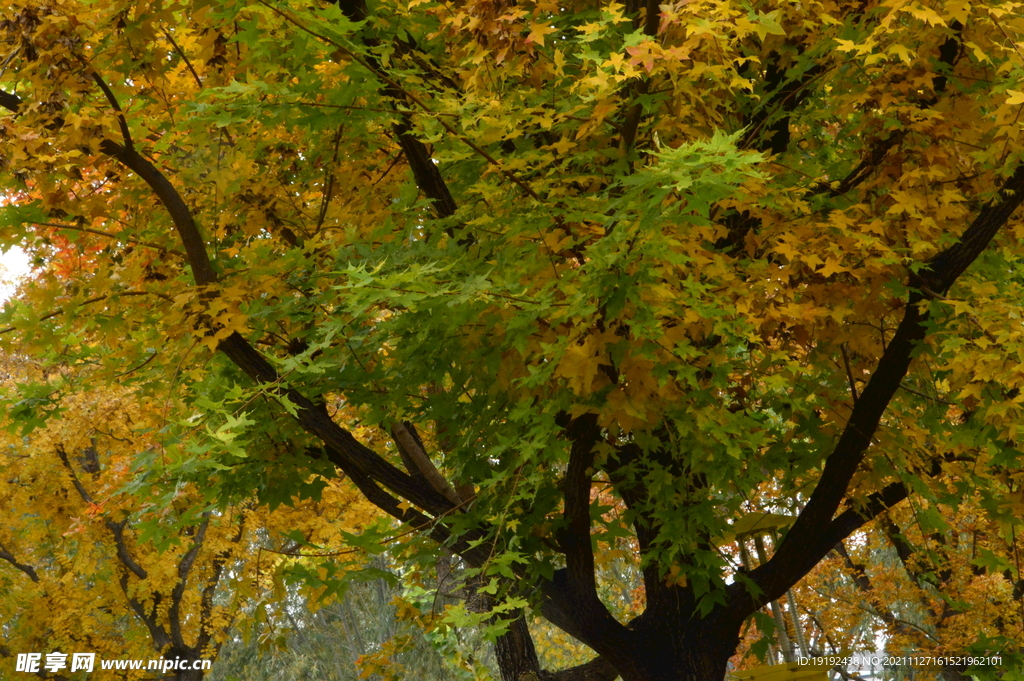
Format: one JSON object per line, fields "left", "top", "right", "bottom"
{"left": 526, "top": 23, "right": 557, "bottom": 46}
{"left": 555, "top": 338, "right": 601, "bottom": 396}
{"left": 886, "top": 43, "right": 915, "bottom": 64}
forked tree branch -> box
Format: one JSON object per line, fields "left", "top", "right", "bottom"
{"left": 168, "top": 516, "right": 211, "bottom": 650}
{"left": 391, "top": 421, "right": 462, "bottom": 504}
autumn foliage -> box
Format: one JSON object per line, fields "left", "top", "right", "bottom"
{"left": 3, "top": 0, "right": 1024, "bottom": 679}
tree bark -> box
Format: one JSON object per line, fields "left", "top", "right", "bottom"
{"left": 614, "top": 618, "right": 741, "bottom": 681}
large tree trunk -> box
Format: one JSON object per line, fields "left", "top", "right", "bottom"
{"left": 611, "top": 620, "right": 741, "bottom": 681}
{"left": 495, "top": 614, "right": 544, "bottom": 681}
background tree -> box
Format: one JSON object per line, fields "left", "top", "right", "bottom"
{"left": 2, "top": 0, "right": 1024, "bottom": 679}
{"left": 209, "top": 555, "right": 508, "bottom": 681}
{"left": 776, "top": 498, "right": 1024, "bottom": 681}
{"left": 0, "top": 354, "right": 380, "bottom": 679}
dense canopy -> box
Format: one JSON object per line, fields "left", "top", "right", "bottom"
{"left": 3, "top": 0, "right": 1024, "bottom": 678}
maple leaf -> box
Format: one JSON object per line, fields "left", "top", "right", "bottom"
{"left": 525, "top": 22, "right": 557, "bottom": 47}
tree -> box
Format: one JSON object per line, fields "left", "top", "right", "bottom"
{"left": 2, "top": 0, "right": 1024, "bottom": 679}
{"left": 773, "top": 496, "right": 1024, "bottom": 681}
{"left": 0, "top": 355, "right": 379, "bottom": 679}
{"left": 210, "top": 555, "right": 506, "bottom": 681}
{"left": 0, "top": 357, "right": 242, "bottom": 679}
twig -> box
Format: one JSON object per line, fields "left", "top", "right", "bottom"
{"left": 161, "top": 28, "right": 203, "bottom": 89}
{"left": 32, "top": 221, "right": 181, "bottom": 255}
{"left": 0, "top": 291, "right": 169, "bottom": 336}
{"left": 840, "top": 343, "right": 859, "bottom": 404}
{"left": 898, "top": 383, "right": 956, "bottom": 406}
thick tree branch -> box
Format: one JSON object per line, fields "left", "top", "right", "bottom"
{"left": 320, "top": 443, "right": 493, "bottom": 567}
{"left": 264, "top": 2, "right": 539, "bottom": 206}
{"left": 746, "top": 296, "right": 925, "bottom": 602}
{"left": 332, "top": 0, "right": 464, "bottom": 228}
{"left": 0, "top": 97, "right": 471, "bottom": 524}
{"left": 107, "top": 519, "right": 149, "bottom": 580}
{"left": 391, "top": 421, "right": 462, "bottom": 505}
{"left": 393, "top": 120, "right": 459, "bottom": 220}
{"left": 544, "top": 655, "right": 620, "bottom": 681}
{"left": 218, "top": 333, "right": 457, "bottom": 515}
{"left": 318, "top": 5, "right": 462, "bottom": 224}
{"left": 0, "top": 90, "right": 20, "bottom": 112}
{"left": 736, "top": 159, "right": 1024, "bottom": 612}
{"left": 494, "top": 613, "right": 544, "bottom": 681}
{"left": 729, "top": 481, "right": 909, "bottom": 619}
{"left": 115, "top": 565, "right": 172, "bottom": 652}
{"left": 559, "top": 413, "right": 605, "bottom": 618}
{"left": 538, "top": 558, "right": 637, "bottom": 672}
{"left": 925, "top": 163, "right": 1024, "bottom": 293}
